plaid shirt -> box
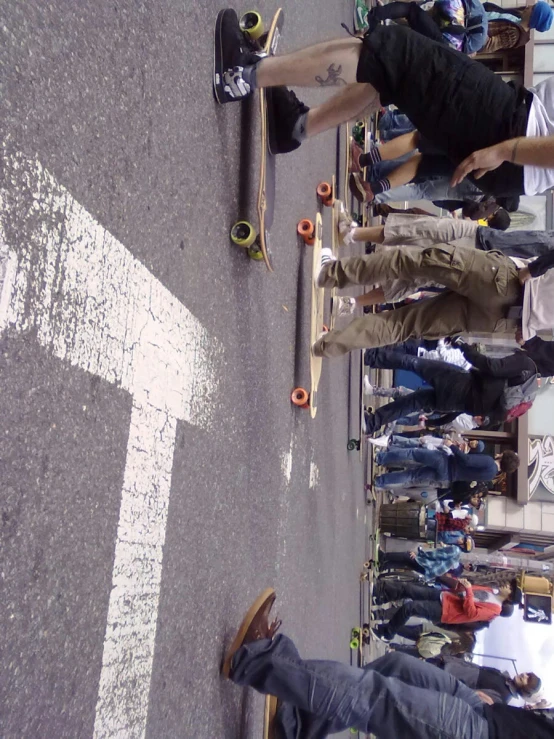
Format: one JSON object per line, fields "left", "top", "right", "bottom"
{"left": 436, "top": 512, "right": 468, "bottom": 532}
{"left": 415, "top": 545, "right": 461, "bottom": 581}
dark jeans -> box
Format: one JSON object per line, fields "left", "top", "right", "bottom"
{"left": 379, "top": 581, "right": 444, "bottom": 637}
{"left": 364, "top": 351, "right": 471, "bottom": 433}
{"left": 230, "top": 634, "right": 488, "bottom": 738}
{"left": 380, "top": 550, "right": 426, "bottom": 574}
{"left": 371, "top": 2, "right": 447, "bottom": 45}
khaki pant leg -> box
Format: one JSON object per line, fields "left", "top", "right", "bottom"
{"left": 383, "top": 214, "right": 479, "bottom": 249}
{"left": 313, "top": 292, "right": 472, "bottom": 357}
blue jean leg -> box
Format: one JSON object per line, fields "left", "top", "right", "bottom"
{"left": 230, "top": 635, "right": 488, "bottom": 739}
{"left": 376, "top": 468, "right": 450, "bottom": 488}
{"left": 376, "top": 447, "right": 450, "bottom": 476}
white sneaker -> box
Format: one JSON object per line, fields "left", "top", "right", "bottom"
{"left": 368, "top": 434, "right": 389, "bottom": 448}
{"left": 311, "top": 329, "right": 329, "bottom": 356}
{"left": 333, "top": 295, "right": 356, "bottom": 317}
{"left": 315, "top": 247, "right": 336, "bottom": 287}
{"left": 336, "top": 202, "right": 356, "bottom": 247}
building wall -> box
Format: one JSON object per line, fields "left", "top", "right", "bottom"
{"left": 486, "top": 496, "right": 554, "bottom": 533}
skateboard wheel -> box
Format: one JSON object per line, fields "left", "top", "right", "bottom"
{"left": 360, "top": 572, "right": 368, "bottom": 581}
{"left": 230, "top": 220, "right": 257, "bottom": 248}
{"left": 297, "top": 218, "right": 315, "bottom": 245}
{"left": 347, "top": 438, "right": 360, "bottom": 451}
{"left": 362, "top": 627, "right": 370, "bottom": 638}
{"left": 351, "top": 627, "right": 361, "bottom": 636}
{"left": 349, "top": 637, "right": 360, "bottom": 650}
{"left": 317, "top": 181, "right": 332, "bottom": 203}
{"left": 350, "top": 728, "right": 358, "bottom": 735}
{"left": 248, "top": 245, "right": 264, "bottom": 261}
{"left": 239, "top": 11, "right": 264, "bottom": 40}
{"left": 363, "top": 560, "right": 371, "bottom": 570}
{"left": 291, "top": 387, "right": 309, "bottom": 407}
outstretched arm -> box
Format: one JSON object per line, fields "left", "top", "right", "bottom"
{"left": 451, "top": 135, "right": 554, "bottom": 186}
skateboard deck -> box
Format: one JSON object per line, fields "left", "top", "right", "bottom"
{"left": 329, "top": 177, "right": 339, "bottom": 331}
{"left": 224, "top": 9, "right": 284, "bottom": 271}
{"left": 263, "top": 694, "right": 278, "bottom": 739}
{"left": 309, "top": 212, "right": 324, "bottom": 418}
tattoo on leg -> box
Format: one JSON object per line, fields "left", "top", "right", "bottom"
{"left": 315, "top": 63, "right": 347, "bottom": 87}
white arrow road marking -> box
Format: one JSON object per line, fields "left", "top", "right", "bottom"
{"left": 1, "top": 147, "right": 221, "bottom": 738}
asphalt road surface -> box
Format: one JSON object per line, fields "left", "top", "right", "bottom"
{"left": 0, "top": 2, "right": 372, "bottom": 737}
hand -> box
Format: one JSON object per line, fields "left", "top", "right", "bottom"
{"left": 476, "top": 691, "right": 495, "bottom": 705}
{"left": 443, "top": 439, "right": 454, "bottom": 447}
{"left": 458, "top": 578, "right": 472, "bottom": 589}
{"left": 518, "top": 267, "right": 532, "bottom": 285}
{"left": 515, "top": 328, "right": 524, "bottom": 345}
{"left": 409, "top": 551, "right": 417, "bottom": 560}
{"left": 451, "top": 141, "right": 511, "bottom": 186}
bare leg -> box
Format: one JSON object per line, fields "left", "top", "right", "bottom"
{"left": 306, "top": 84, "right": 379, "bottom": 138}
{"left": 376, "top": 133, "right": 419, "bottom": 162}
{"left": 350, "top": 225, "right": 385, "bottom": 243}
{"left": 386, "top": 153, "right": 422, "bottom": 188}
{"left": 257, "top": 38, "right": 364, "bottom": 88}
{"left": 355, "top": 287, "right": 386, "bottom": 307}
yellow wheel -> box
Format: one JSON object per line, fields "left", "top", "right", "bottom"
{"left": 230, "top": 220, "right": 257, "bottom": 248}
{"left": 248, "top": 244, "right": 264, "bottom": 261}
{"left": 240, "top": 11, "right": 264, "bottom": 40}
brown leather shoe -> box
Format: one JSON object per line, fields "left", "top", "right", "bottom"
{"left": 350, "top": 139, "right": 363, "bottom": 173}
{"left": 222, "top": 588, "right": 281, "bottom": 678}
{"left": 349, "top": 173, "right": 374, "bottom": 204}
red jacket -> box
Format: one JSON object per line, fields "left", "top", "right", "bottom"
{"left": 440, "top": 582, "right": 502, "bottom": 624}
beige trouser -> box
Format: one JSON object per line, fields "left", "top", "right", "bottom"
{"left": 379, "top": 214, "right": 479, "bottom": 303}
{"left": 314, "top": 242, "right": 522, "bottom": 357}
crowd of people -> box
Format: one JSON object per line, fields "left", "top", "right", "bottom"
{"left": 213, "top": 3, "right": 554, "bottom": 736}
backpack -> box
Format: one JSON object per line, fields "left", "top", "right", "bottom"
{"left": 417, "top": 631, "right": 452, "bottom": 659}
{"left": 501, "top": 373, "right": 540, "bottom": 422}
{"left": 434, "top": 0, "right": 489, "bottom": 54}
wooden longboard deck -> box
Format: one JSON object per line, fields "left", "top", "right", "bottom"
{"left": 257, "top": 9, "right": 284, "bottom": 271}
{"left": 344, "top": 123, "right": 351, "bottom": 210}
{"left": 263, "top": 694, "right": 278, "bottom": 739}
{"left": 309, "top": 212, "right": 324, "bottom": 418}
{"left": 329, "top": 176, "right": 338, "bottom": 331}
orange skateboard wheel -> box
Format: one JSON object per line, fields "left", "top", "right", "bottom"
{"left": 291, "top": 387, "right": 309, "bottom": 408}
{"left": 297, "top": 218, "right": 315, "bottom": 245}
{"left": 317, "top": 181, "right": 332, "bottom": 203}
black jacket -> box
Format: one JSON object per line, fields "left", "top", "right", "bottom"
{"left": 432, "top": 344, "right": 536, "bottom": 423}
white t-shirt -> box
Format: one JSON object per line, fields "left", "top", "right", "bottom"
{"left": 524, "top": 76, "right": 554, "bottom": 196}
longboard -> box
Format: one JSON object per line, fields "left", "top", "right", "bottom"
{"left": 263, "top": 694, "right": 278, "bottom": 739}
{"left": 329, "top": 176, "right": 339, "bottom": 331}
{"left": 309, "top": 213, "right": 324, "bottom": 418}
{"left": 224, "top": 9, "right": 284, "bottom": 271}
{"left": 291, "top": 212, "right": 326, "bottom": 417}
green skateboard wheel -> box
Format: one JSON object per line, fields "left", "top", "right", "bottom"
{"left": 350, "top": 637, "right": 360, "bottom": 649}
{"left": 240, "top": 11, "right": 264, "bottom": 39}
{"left": 248, "top": 244, "right": 264, "bottom": 261}
{"left": 230, "top": 220, "right": 257, "bottom": 248}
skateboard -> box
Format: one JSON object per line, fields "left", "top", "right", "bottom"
{"left": 292, "top": 205, "right": 329, "bottom": 418}
{"left": 263, "top": 694, "right": 278, "bottom": 739}
{"left": 350, "top": 625, "right": 370, "bottom": 652}
{"left": 222, "top": 8, "right": 284, "bottom": 271}
{"left": 329, "top": 177, "right": 340, "bottom": 331}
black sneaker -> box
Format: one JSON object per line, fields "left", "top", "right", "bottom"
{"left": 214, "top": 8, "right": 259, "bottom": 103}
{"left": 266, "top": 86, "right": 310, "bottom": 154}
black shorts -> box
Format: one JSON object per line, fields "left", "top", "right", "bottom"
{"left": 357, "top": 25, "right": 530, "bottom": 196}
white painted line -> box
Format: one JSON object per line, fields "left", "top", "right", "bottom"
{"left": 309, "top": 460, "right": 319, "bottom": 489}
{"left": 1, "top": 146, "right": 221, "bottom": 738}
